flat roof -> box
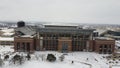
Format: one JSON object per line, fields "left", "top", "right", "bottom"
{"left": 44, "top": 25, "right": 79, "bottom": 29}
{"left": 37, "top": 28, "right": 95, "bottom": 34}
{"left": 94, "top": 37, "right": 114, "bottom": 40}
{"left": 21, "top": 35, "right": 34, "bottom": 38}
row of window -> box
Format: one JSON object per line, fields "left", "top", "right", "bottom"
{"left": 43, "top": 40, "right": 58, "bottom": 50}
{"left": 40, "top": 34, "right": 90, "bottom": 38}
{"left": 99, "top": 49, "right": 112, "bottom": 54}
{"left": 72, "top": 41, "right": 86, "bottom": 46}
{"left": 16, "top": 42, "right": 30, "bottom": 51}
{"left": 99, "top": 45, "right": 112, "bottom": 54}
{"left": 99, "top": 45, "right": 112, "bottom": 48}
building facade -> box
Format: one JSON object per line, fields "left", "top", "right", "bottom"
{"left": 88, "top": 38, "right": 115, "bottom": 54}
{"left": 14, "top": 23, "right": 115, "bottom": 54}
{"left": 36, "top": 25, "right": 94, "bottom": 53}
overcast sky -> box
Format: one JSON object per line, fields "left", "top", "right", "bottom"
{"left": 0, "top": 0, "right": 120, "bottom": 24}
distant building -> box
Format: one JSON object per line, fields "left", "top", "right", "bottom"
{"left": 0, "top": 28, "right": 14, "bottom": 46}
{"left": 0, "top": 37, "right": 14, "bottom": 46}
{"left": 14, "top": 22, "right": 115, "bottom": 54}
{"left": 100, "top": 30, "right": 120, "bottom": 40}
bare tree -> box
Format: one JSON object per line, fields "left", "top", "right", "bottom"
{"left": 59, "top": 55, "right": 65, "bottom": 62}
{"left": 26, "top": 53, "right": 31, "bottom": 60}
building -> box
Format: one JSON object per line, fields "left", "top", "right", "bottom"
{"left": 88, "top": 37, "right": 115, "bottom": 54}
{"left": 0, "top": 37, "right": 14, "bottom": 46}
{"left": 100, "top": 30, "right": 120, "bottom": 40}
{"left": 14, "top": 22, "right": 37, "bottom": 52}
{"left": 14, "top": 22, "right": 115, "bottom": 54}
{"left": 14, "top": 35, "right": 36, "bottom": 52}
{"left": 0, "top": 28, "right": 14, "bottom": 46}
{"left": 37, "top": 25, "right": 94, "bottom": 52}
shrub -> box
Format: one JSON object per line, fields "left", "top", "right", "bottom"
{"left": 46, "top": 54, "right": 56, "bottom": 62}
{"left": 11, "top": 54, "right": 24, "bottom": 65}
{"left": 4, "top": 55, "right": 9, "bottom": 60}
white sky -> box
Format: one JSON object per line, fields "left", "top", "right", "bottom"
{"left": 0, "top": 0, "right": 120, "bottom": 24}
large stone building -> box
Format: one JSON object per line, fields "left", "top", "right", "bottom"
{"left": 14, "top": 22, "right": 115, "bottom": 54}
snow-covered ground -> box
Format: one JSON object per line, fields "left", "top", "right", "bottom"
{"left": 116, "top": 40, "right": 120, "bottom": 47}
{"left": 0, "top": 46, "right": 120, "bottom": 68}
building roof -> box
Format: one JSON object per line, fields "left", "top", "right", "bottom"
{"left": 37, "top": 27, "right": 95, "bottom": 34}
{"left": 15, "top": 26, "right": 36, "bottom": 36}
{"left": 44, "top": 25, "right": 78, "bottom": 29}
{"left": 15, "top": 25, "right": 95, "bottom": 36}
{"left": 94, "top": 37, "right": 114, "bottom": 40}
{"left": 108, "top": 36, "right": 120, "bottom": 39}
{"left": 100, "top": 30, "right": 120, "bottom": 36}
{"left": 21, "top": 35, "right": 34, "bottom": 38}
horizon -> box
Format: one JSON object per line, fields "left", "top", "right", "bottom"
{"left": 0, "top": 20, "right": 120, "bottom": 25}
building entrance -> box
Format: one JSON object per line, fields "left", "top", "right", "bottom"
{"left": 58, "top": 37, "right": 72, "bottom": 52}
{"left": 62, "top": 42, "right": 68, "bottom": 53}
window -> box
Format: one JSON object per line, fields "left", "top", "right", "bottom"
{"left": 17, "top": 42, "right": 20, "bottom": 50}
{"left": 104, "top": 45, "right": 107, "bottom": 48}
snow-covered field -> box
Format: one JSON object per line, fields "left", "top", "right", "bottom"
{"left": 0, "top": 46, "right": 120, "bottom": 68}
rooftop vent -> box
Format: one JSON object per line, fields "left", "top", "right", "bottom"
{"left": 17, "top": 21, "right": 25, "bottom": 27}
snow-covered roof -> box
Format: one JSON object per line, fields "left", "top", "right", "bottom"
{"left": 95, "top": 29, "right": 107, "bottom": 35}
{"left": 0, "top": 37, "right": 14, "bottom": 41}
{"left": 110, "top": 36, "right": 120, "bottom": 38}
{"left": 21, "top": 35, "right": 34, "bottom": 38}
{"left": 94, "top": 37, "right": 114, "bottom": 40}
{"left": 15, "top": 26, "right": 36, "bottom": 36}
{"left": 44, "top": 23, "right": 78, "bottom": 26}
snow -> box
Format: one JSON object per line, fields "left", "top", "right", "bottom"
{"left": 112, "top": 66, "right": 120, "bottom": 68}
{"left": 0, "top": 46, "right": 120, "bottom": 68}
{"left": 44, "top": 23, "right": 78, "bottom": 26}
{"left": 21, "top": 35, "right": 33, "bottom": 38}
{"left": 95, "top": 37, "right": 114, "bottom": 40}
{"left": 1, "top": 29, "right": 14, "bottom": 33}
{"left": 0, "top": 46, "right": 14, "bottom": 54}
{"left": 2, "top": 61, "right": 89, "bottom": 68}
{"left": 0, "top": 37, "right": 14, "bottom": 41}
{"left": 2, "top": 33, "right": 14, "bottom": 36}
{"left": 116, "top": 40, "right": 120, "bottom": 47}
